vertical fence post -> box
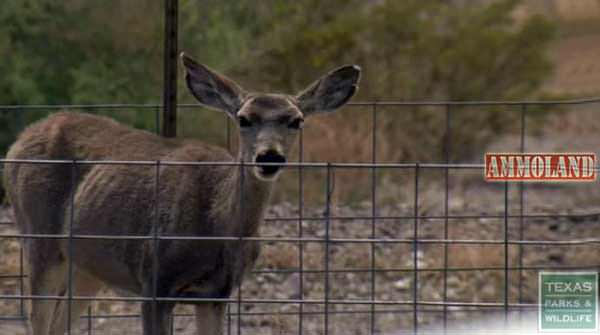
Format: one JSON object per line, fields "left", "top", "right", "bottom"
{"left": 162, "top": 0, "right": 178, "bottom": 138}
{"left": 226, "top": 115, "right": 232, "bottom": 153}
{"left": 442, "top": 104, "right": 451, "bottom": 332}
{"left": 152, "top": 160, "right": 161, "bottom": 334}
{"left": 413, "top": 163, "right": 419, "bottom": 334}
{"left": 324, "top": 163, "right": 332, "bottom": 335}
{"left": 161, "top": 0, "right": 179, "bottom": 329}
{"left": 504, "top": 180, "right": 510, "bottom": 325}
{"left": 370, "top": 103, "right": 377, "bottom": 335}
{"left": 16, "top": 108, "right": 24, "bottom": 132}
{"left": 87, "top": 305, "right": 93, "bottom": 335}
{"left": 156, "top": 105, "right": 161, "bottom": 136}
{"left": 518, "top": 104, "right": 526, "bottom": 308}
{"left": 238, "top": 160, "right": 245, "bottom": 335}
{"left": 297, "top": 128, "right": 305, "bottom": 335}
{"left": 66, "top": 160, "right": 78, "bottom": 335}
{"left": 227, "top": 303, "right": 232, "bottom": 335}
{"left": 18, "top": 242, "right": 25, "bottom": 320}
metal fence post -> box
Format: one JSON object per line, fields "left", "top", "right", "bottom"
{"left": 518, "top": 104, "right": 526, "bottom": 307}
{"left": 504, "top": 181, "right": 509, "bottom": 325}
{"left": 443, "top": 104, "right": 451, "bottom": 331}
{"left": 67, "top": 160, "right": 77, "bottom": 335}
{"left": 297, "top": 128, "right": 305, "bottom": 335}
{"left": 370, "top": 103, "right": 378, "bottom": 334}
{"left": 162, "top": 0, "right": 178, "bottom": 138}
{"left": 324, "top": 163, "right": 332, "bottom": 335}
{"left": 413, "top": 163, "right": 420, "bottom": 335}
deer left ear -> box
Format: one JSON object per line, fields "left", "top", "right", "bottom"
{"left": 296, "top": 65, "right": 361, "bottom": 115}
{"left": 181, "top": 52, "right": 246, "bottom": 117}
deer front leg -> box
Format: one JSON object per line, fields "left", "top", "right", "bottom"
{"left": 195, "top": 303, "right": 225, "bottom": 335}
{"left": 141, "top": 300, "right": 175, "bottom": 335}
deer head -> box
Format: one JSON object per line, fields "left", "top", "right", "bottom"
{"left": 181, "top": 53, "right": 361, "bottom": 181}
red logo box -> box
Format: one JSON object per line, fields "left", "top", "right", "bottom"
{"left": 485, "top": 153, "right": 596, "bottom": 182}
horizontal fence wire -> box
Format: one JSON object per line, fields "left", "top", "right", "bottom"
{"left": 1, "top": 99, "right": 600, "bottom": 334}
{"left": 1, "top": 96, "right": 600, "bottom": 110}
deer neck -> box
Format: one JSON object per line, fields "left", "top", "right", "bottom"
{"left": 213, "top": 155, "right": 275, "bottom": 237}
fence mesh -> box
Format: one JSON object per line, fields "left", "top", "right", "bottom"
{"left": 1, "top": 99, "right": 600, "bottom": 334}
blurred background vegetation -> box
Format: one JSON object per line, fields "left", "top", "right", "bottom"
{"left": 3, "top": 0, "right": 600, "bottom": 202}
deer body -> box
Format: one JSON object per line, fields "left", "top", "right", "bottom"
{"left": 3, "top": 54, "right": 360, "bottom": 335}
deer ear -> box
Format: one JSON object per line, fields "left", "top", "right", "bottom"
{"left": 296, "top": 65, "right": 361, "bottom": 115}
{"left": 181, "top": 52, "right": 246, "bottom": 116}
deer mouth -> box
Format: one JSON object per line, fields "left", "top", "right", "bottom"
{"left": 254, "top": 150, "right": 286, "bottom": 180}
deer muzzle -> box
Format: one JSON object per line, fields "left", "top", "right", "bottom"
{"left": 254, "top": 149, "right": 286, "bottom": 180}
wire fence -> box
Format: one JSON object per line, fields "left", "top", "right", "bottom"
{"left": 1, "top": 99, "right": 600, "bottom": 334}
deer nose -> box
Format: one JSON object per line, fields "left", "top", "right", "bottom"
{"left": 255, "top": 149, "right": 286, "bottom": 176}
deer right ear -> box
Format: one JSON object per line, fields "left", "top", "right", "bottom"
{"left": 296, "top": 65, "right": 361, "bottom": 115}
{"left": 181, "top": 52, "right": 246, "bottom": 116}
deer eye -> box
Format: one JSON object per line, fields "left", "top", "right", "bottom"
{"left": 288, "top": 118, "right": 304, "bottom": 130}
{"left": 238, "top": 116, "right": 252, "bottom": 128}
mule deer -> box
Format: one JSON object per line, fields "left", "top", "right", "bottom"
{"left": 3, "top": 53, "right": 360, "bottom": 335}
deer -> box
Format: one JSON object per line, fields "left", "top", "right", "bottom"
{"left": 2, "top": 53, "right": 360, "bottom": 335}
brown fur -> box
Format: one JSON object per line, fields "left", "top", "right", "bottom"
{"left": 3, "top": 53, "right": 360, "bottom": 335}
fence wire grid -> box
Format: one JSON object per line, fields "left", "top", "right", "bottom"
{"left": 1, "top": 98, "right": 600, "bottom": 334}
